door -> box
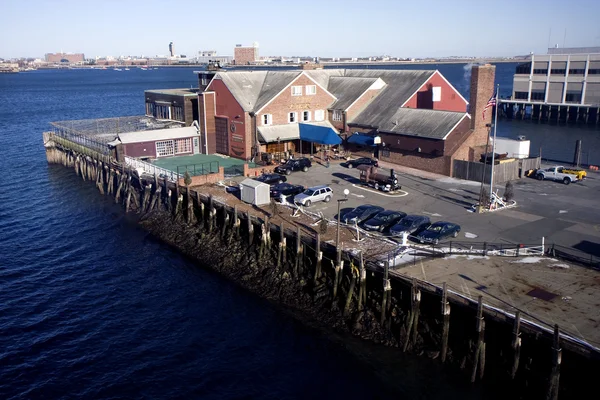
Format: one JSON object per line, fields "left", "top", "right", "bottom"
{"left": 193, "top": 136, "right": 200, "bottom": 154}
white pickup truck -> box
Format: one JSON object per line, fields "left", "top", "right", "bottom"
{"left": 536, "top": 166, "right": 579, "bottom": 185}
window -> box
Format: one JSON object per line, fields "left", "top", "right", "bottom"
{"left": 262, "top": 114, "right": 272, "bottom": 125}
{"left": 291, "top": 86, "right": 302, "bottom": 96}
{"left": 172, "top": 106, "right": 184, "bottom": 122}
{"left": 175, "top": 138, "right": 192, "bottom": 154}
{"left": 332, "top": 110, "right": 343, "bottom": 121}
{"left": 288, "top": 112, "right": 297, "bottom": 123}
{"left": 514, "top": 92, "right": 528, "bottom": 100}
{"left": 432, "top": 87, "right": 441, "bottom": 102}
{"left": 145, "top": 102, "right": 155, "bottom": 117}
{"left": 565, "top": 92, "right": 582, "bottom": 103}
{"left": 568, "top": 68, "right": 585, "bottom": 75}
{"left": 314, "top": 110, "right": 325, "bottom": 121}
{"left": 156, "top": 140, "right": 174, "bottom": 157}
{"left": 155, "top": 104, "right": 170, "bottom": 120}
{"left": 530, "top": 91, "right": 545, "bottom": 101}
{"left": 551, "top": 69, "right": 566, "bottom": 75}
{"left": 305, "top": 85, "right": 316, "bottom": 95}
{"left": 533, "top": 68, "right": 548, "bottom": 75}
{"left": 302, "top": 111, "right": 311, "bottom": 121}
{"left": 515, "top": 62, "right": 531, "bottom": 74}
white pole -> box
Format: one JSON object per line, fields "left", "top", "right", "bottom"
{"left": 489, "top": 84, "right": 500, "bottom": 201}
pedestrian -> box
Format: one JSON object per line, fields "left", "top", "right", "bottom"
{"left": 325, "top": 154, "right": 330, "bottom": 168}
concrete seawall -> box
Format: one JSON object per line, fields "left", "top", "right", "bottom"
{"left": 43, "top": 131, "right": 600, "bottom": 399}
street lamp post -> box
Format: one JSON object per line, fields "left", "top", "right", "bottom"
{"left": 336, "top": 189, "right": 350, "bottom": 264}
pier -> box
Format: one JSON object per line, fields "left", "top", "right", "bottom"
{"left": 499, "top": 100, "right": 600, "bottom": 126}
{"left": 43, "top": 128, "right": 600, "bottom": 399}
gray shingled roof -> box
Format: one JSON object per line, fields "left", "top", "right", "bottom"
{"left": 254, "top": 71, "right": 302, "bottom": 111}
{"left": 214, "top": 71, "right": 268, "bottom": 111}
{"left": 371, "top": 108, "right": 468, "bottom": 139}
{"left": 327, "top": 77, "right": 379, "bottom": 110}
{"left": 343, "top": 70, "right": 435, "bottom": 125}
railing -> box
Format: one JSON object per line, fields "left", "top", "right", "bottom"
{"left": 52, "top": 129, "right": 110, "bottom": 155}
{"left": 124, "top": 156, "right": 181, "bottom": 182}
{"left": 223, "top": 165, "right": 244, "bottom": 177}
{"left": 176, "top": 161, "right": 219, "bottom": 177}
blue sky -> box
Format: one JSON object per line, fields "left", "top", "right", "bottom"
{"left": 1, "top": 0, "right": 599, "bottom": 59}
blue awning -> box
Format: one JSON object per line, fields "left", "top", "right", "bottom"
{"left": 299, "top": 123, "right": 342, "bottom": 145}
{"left": 347, "top": 133, "right": 376, "bottom": 146}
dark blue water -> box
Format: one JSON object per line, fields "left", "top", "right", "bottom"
{"left": 0, "top": 65, "right": 588, "bottom": 399}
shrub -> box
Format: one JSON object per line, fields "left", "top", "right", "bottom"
{"left": 319, "top": 218, "right": 328, "bottom": 234}
{"left": 504, "top": 180, "right": 514, "bottom": 202}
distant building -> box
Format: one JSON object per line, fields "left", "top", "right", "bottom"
{"left": 45, "top": 53, "right": 85, "bottom": 63}
{"left": 512, "top": 49, "right": 600, "bottom": 106}
{"left": 197, "top": 50, "right": 232, "bottom": 64}
{"left": 169, "top": 42, "right": 175, "bottom": 57}
{"left": 233, "top": 43, "right": 259, "bottom": 65}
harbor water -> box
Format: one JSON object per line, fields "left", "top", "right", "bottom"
{"left": 0, "top": 65, "right": 594, "bottom": 399}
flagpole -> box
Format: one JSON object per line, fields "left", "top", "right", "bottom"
{"left": 489, "top": 84, "right": 499, "bottom": 202}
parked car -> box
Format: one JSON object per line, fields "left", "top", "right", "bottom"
{"left": 346, "top": 157, "right": 379, "bottom": 169}
{"left": 357, "top": 166, "right": 401, "bottom": 192}
{"left": 343, "top": 205, "right": 384, "bottom": 225}
{"left": 361, "top": 210, "right": 407, "bottom": 232}
{"left": 535, "top": 166, "right": 580, "bottom": 185}
{"left": 270, "top": 183, "right": 304, "bottom": 202}
{"left": 274, "top": 158, "right": 312, "bottom": 175}
{"left": 389, "top": 215, "right": 431, "bottom": 237}
{"left": 293, "top": 185, "right": 333, "bottom": 207}
{"left": 415, "top": 222, "right": 461, "bottom": 244}
{"left": 254, "top": 173, "right": 287, "bottom": 185}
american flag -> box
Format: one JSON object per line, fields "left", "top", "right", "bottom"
{"left": 482, "top": 90, "right": 497, "bottom": 120}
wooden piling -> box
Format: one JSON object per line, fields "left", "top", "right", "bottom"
{"left": 247, "top": 212, "right": 254, "bottom": 246}
{"left": 441, "top": 282, "right": 451, "bottom": 363}
{"left": 142, "top": 185, "right": 152, "bottom": 213}
{"left": 187, "top": 189, "right": 196, "bottom": 225}
{"left": 381, "top": 263, "right": 391, "bottom": 326}
{"left": 471, "top": 296, "right": 486, "bottom": 383}
{"left": 545, "top": 324, "right": 562, "bottom": 400}
{"left": 125, "top": 176, "right": 132, "bottom": 213}
{"left": 279, "top": 223, "right": 287, "bottom": 266}
{"left": 233, "top": 205, "right": 239, "bottom": 237}
{"left": 107, "top": 168, "right": 114, "bottom": 195}
{"left": 174, "top": 194, "right": 183, "bottom": 220}
{"left": 149, "top": 186, "right": 162, "bottom": 212}
{"left": 358, "top": 252, "right": 366, "bottom": 310}
{"left": 314, "top": 233, "right": 322, "bottom": 283}
{"left": 344, "top": 263, "right": 358, "bottom": 317}
{"left": 404, "top": 278, "right": 421, "bottom": 352}
{"left": 294, "top": 226, "right": 302, "bottom": 277}
{"left": 511, "top": 311, "right": 521, "bottom": 379}
{"left": 333, "top": 247, "right": 343, "bottom": 299}
{"left": 220, "top": 206, "right": 230, "bottom": 238}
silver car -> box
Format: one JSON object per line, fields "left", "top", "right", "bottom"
{"left": 293, "top": 185, "right": 333, "bottom": 207}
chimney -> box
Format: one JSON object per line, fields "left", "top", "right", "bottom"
{"left": 198, "top": 92, "right": 217, "bottom": 154}
{"left": 469, "top": 64, "right": 496, "bottom": 133}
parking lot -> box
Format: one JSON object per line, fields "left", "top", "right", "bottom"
{"left": 278, "top": 160, "right": 600, "bottom": 253}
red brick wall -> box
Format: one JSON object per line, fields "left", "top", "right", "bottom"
{"left": 244, "top": 163, "right": 277, "bottom": 177}
{"left": 379, "top": 133, "right": 445, "bottom": 155}
{"left": 199, "top": 92, "right": 217, "bottom": 154}
{"left": 206, "top": 79, "right": 251, "bottom": 160}
{"left": 259, "top": 74, "right": 336, "bottom": 125}
{"left": 345, "top": 88, "right": 382, "bottom": 129}
{"left": 441, "top": 116, "right": 472, "bottom": 156}
{"left": 403, "top": 71, "right": 467, "bottom": 112}
{"left": 178, "top": 167, "right": 225, "bottom": 186}
{"left": 234, "top": 47, "right": 257, "bottom": 65}
{"left": 380, "top": 151, "right": 452, "bottom": 175}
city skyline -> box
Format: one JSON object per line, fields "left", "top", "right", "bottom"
{"left": 2, "top": 0, "right": 600, "bottom": 59}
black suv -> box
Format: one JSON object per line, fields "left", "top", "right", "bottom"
{"left": 274, "top": 158, "right": 312, "bottom": 175}
{"left": 346, "top": 157, "right": 378, "bottom": 169}
{"left": 254, "top": 173, "right": 287, "bottom": 185}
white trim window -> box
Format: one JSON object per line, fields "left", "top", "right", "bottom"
{"left": 291, "top": 86, "right": 302, "bottom": 96}
{"left": 175, "top": 138, "right": 192, "bottom": 154}
{"left": 305, "top": 85, "right": 316, "bottom": 95}
{"left": 314, "top": 110, "right": 325, "bottom": 121}
{"left": 432, "top": 87, "right": 442, "bottom": 102}
{"left": 156, "top": 140, "right": 174, "bottom": 157}
{"left": 332, "top": 110, "right": 343, "bottom": 121}
{"left": 302, "top": 110, "right": 311, "bottom": 122}
{"left": 288, "top": 111, "right": 297, "bottom": 123}
{"left": 262, "top": 114, "right": 272, "bottom": 125}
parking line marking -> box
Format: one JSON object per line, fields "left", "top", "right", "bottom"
{"left": 351, "top": 184, "right": 409, "bottom": 197}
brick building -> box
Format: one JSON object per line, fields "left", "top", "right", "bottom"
{"left": 233, "top": 44, "right": 258, "bottom": 65}
{"left": 45, "top": 53, "right": 85, "bottom": 63}
{"left": 195, "top": 65, "right": 495, "bottom": 176}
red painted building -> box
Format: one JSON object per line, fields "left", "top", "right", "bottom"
{"left": 196, "top": 65, "right": 495, "bottom": 176}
